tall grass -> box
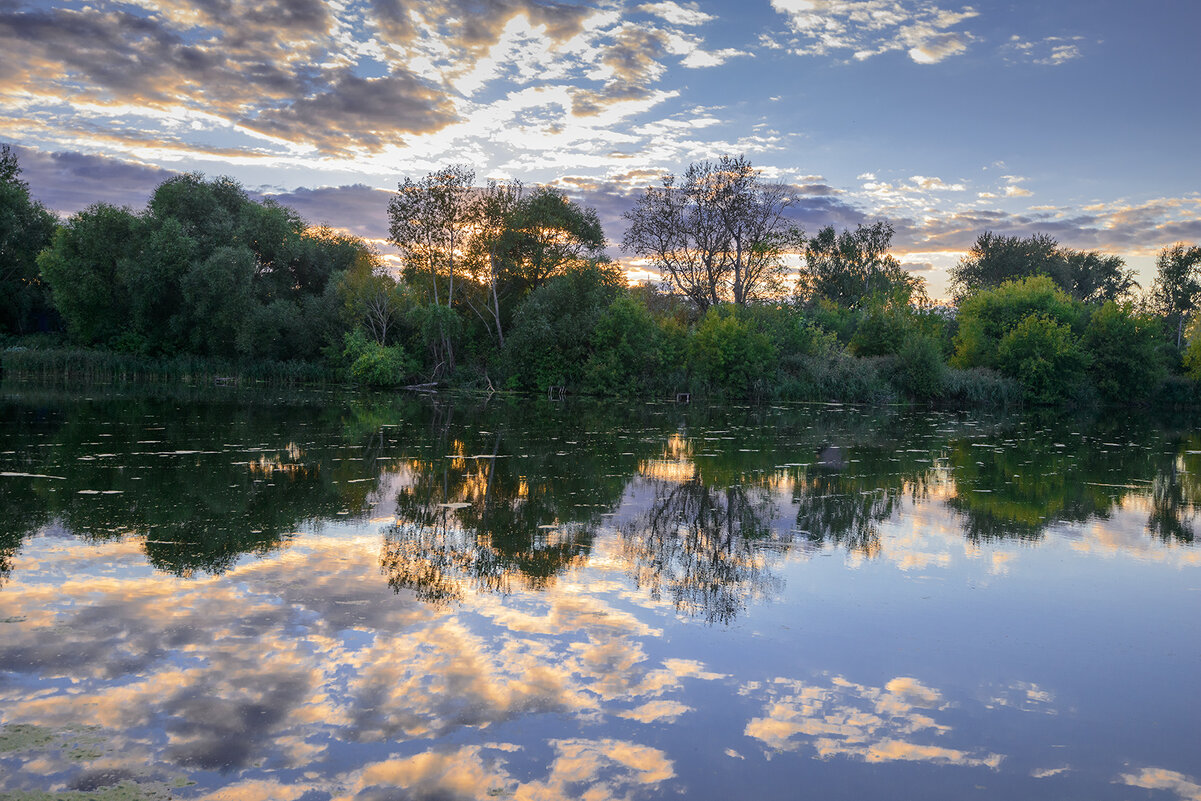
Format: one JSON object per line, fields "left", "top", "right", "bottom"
{"left": 2, "top": 347, "right": 338, "bottom": 387}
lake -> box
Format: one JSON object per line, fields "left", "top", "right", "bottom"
{"left": 0, "top": 385, "right": 1198, "bottom": 801}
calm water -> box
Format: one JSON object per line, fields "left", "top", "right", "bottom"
{"left": 0, "top": 385, "right": 1198, "bottom": 801}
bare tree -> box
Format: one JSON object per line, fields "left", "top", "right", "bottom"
{"left": 622, "top": 155, "right": 803, "bottom": 311}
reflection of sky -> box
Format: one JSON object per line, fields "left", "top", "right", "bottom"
{"left": 3, "top": 401, "right": 1201, "bottom": 799}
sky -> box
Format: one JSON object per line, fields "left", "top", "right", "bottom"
{"left": 2, "top": 0, "right": 1199, "bottom": 298}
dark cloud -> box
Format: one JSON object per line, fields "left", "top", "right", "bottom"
{"left": 247, "top": 71, "right": 458, "bottom": 154}
{"left": 0, "top": 2, "right": 457, "bottom": 154}
{"left": 12, "top": 146, "right": 174, "bottom": 214}
{"left": 262, "top": 184, "right": 395, "bottom": 240}
{"left": 371, "top": 0, "right": 593, "bottom": 51}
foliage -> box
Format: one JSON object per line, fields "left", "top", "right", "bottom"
{"left": 342, "top": 329, "right": 416, "bottom": 387}
{"left": 37, "top": 203, "right": 141, "bottom": 345}
{"left": 953, "top": 275, "right": 1081, "bottom": 370}
{"left": 0, "top": 144, "right": 58, "bottom": 335}
{"left": 1083, "top": 301, "right": 1165, "bottom": 403}
{"left": 583, "top": 295, "right": 664, "bottom": 396}
{"left": 896, "top": 333, "right": 946, "bottom": 399}
{"left": 503, "top": 261, "right": 624, "bottom": 391}
{"left": 622, "top": 155, "right": 803, "bottom": 310}
{"left": 1183, "top": 315, "right": 1201, "bottom": 382}
{"left": 688, "top": 305, "right": 777, "bottom": 395}
{"left": 995, "top": 313, "right": 1089, "bottom": 404}
{"left": 798, "top": 221, "right": 924, "bottom": 310}
{"left": 39, "top": 174, "right": 367, "bottom": 361}
{"left": 949, "top": 231, "right": 1136, "bottom": 304}
{"left": 1149, "top": 242, "right": 1201, "bottom": 348}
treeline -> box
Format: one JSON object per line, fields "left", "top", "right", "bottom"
{"left": 4, "top": 144, "right": 1201, "bottom": 406}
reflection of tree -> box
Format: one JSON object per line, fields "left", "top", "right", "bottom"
{"left": 379, "top": 409, "right": 649, "bottom": 603}
{"left": 1147, "top": 455, "right": 1199, "bottom": 544}
{"left": 0, "top": 388, "right": 381, "bottom": 578}
{"left": 620, "top": 476, "right": 783, "bottom": 625}
{"left": 792, "top": 470, "right": 901, "bottom": 557}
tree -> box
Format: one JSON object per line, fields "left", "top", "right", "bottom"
{"left": 950, "top": 231, "right": 1136, "bottom": 304}
{"left": 1084, "top": 301, "right": 1165, "bottom": 403}
{"left": 1149, "top": 242, "right": 1201, "bottom": 348}
{"left": 797, "top": 221, "right": 924, "bottom": 309}
{"left": 622, "top": 155, "right": 802, "bottom": 311}
{"left": 337, "top": 248, "right": 404, "bottom": 346}
{"left": 387, "top": 165, "right": 474, "bottom": 372}
{"left": 503, "top": 261, "right": 625, "bottom": 391}
{"left": 37, "top": 203, "right": 142, "bottom": 345}
{"left": 1062, "top": 249, "right": 1137, "bottom": 305}
{"left": 0, "top": 144, "right": 58, "bottom": 334}
{"left": 952, "top": 275, "right": 1081, "bottom": 371}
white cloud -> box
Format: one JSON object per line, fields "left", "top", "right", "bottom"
{"left": 638, "top": 1, "right": 714, "bottom": 27}
{"left": 769, "top": 0, "right": 978, "bottom": 64}
{"left": 1004, "top": 35, "right": 1086, "bottom": 66}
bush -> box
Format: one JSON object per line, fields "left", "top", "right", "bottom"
{"left": 995, "top": 313, "right": 1089, "bottom": 404}
{"left": 688, "top": 305, "right": 776, "bottom": 395}
{"left": 503, "top": 261, "right": 624, "bottom": 391}
{"left": 1084, "top": 301, "right": 1165, "bottom": 404}
{"left": 953, "top": 275, "right": 1081, "bottom": 370}
{"left": 896, "top": 333, "right": 946, "bottom": 399}
{"left": 343, "top": 329, "right": 415, "bottom": 387}
{"left": 583, "top": 295, "right": 663, "bottom": 396}
{"left": 941, "top": 367, "right": 1022, "bottom": 408}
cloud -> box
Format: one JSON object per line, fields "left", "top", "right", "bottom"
{"left": 1120, "top": 768, "right": 1201, "bottom": 801}
{"left": 1004, "top": 35, "right": 1086, "bottom": 66}
{"left": 9, "top": 145, "right": 173, "bottom": 214}
{"left": 0, "top": 2, "right": 457, "bottom": 155}
{"left": 742, "top": 673, "right": 1004, "bottom": 768}
{"left": 769, "top": 0, "right": 978, "bottom": 64}
{"left": 638, "top": 1, "right": 714, "bottom": 27}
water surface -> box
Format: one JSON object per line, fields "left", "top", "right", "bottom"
{"left": 0, "top": 385, "right": 1198, "bottom": 800}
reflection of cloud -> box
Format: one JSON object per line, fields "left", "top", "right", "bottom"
{"left": 0, "top": 530, "right": 722, "bottom": 797}
{"left": 342, "top": 738, "right": 674, "bottom": 801}
{"left": 1120, "top": 768, "right": 1201, "bottom": 801}
{"left": 742, "top": 674, "right": 1004, "bottom": 769}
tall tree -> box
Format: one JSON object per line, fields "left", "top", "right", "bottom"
{"left": 950, "top": 231, "right": 1136, "bottom": 304}
{"left": 38, "top": 203, "right": 142, "bottom": 345}
{"left": 0, "top": 144, "right": 58, "bottom": 334}
{"left": 387, "top": 165, "right": 475, "bottom": 372}
{"left": 1149, "top": 242, "right": 1201, "bottom": 348}
{"left": 797, "top": 221, "right": 923, "bottom": 309}
{"left": 622, "top": 155, "right": 802, "bottom": 311}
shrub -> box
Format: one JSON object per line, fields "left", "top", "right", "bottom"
{"left": 995, "top": 313, "right": 1089, "bottom": 404}
{"left": 896, "top": 333, "right": 946, "bottom": 399}
{"left": 343, "top": 329, "right": 415, "bottom": 387}
{"left": 953, "top": 275, "right": 1081, "bottom": 370}
{"left": 688, "top": 305, "right": 776, "bottom": 395}
{"left": 583, "top": 295, "right": 662, "bottom": 396}
{"left": 1084, "top": 301, "right": 1165, "bottom": 404}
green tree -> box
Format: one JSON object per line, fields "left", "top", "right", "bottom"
{"left": 1149, "top": 242, "right": 1201, "bottom": 348}
{"left": 0, "top": 144, "right": 58, "bottom": 334}
{"left": 503, "top": 261, "right": 625, "bottom": 391}
{"left": 623, "top": 155, "right": 802, "bottom": 311}
{"left": 1083, "top": 302, "right": 1164, "bottom": 403}
{"left": 798, "top": 221, "right": 924, "bottom": 310}
{"left": 337, "top": 248, "right": 405, "bottom": 345}
{"left": 37, "top": 203, "right": 142, "bottom": 345}
{"left": 689, "top": 305, "right": 777, "bottom": 395}
{"left": 996, "top": 314, "right": 1089, "bottom": 404}
{"left": 950, "top": 231, "right": 1135, "bottom": 304}
{"left": 953, "top": 275, "right": 1081, "bottom": 371}
{"left": 583, "top": 295, "right": 664, "bottom": 396}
